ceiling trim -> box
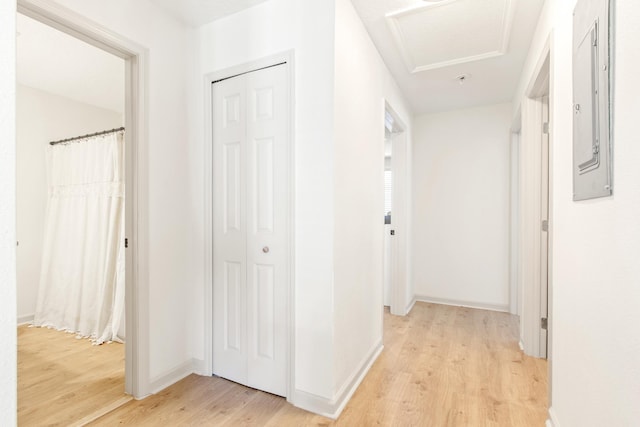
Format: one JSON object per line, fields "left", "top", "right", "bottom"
{"left": 385, "top": 0, "right": 516, "bottom": 73}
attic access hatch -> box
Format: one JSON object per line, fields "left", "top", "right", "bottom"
{"left": 572, "top": 0, "right": 614, "bottom": 201}
{"left": 386, "top": 0, "right": 514, "bottom": 73}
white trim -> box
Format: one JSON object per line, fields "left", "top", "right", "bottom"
{"left": 148, "top": 359, "right": 196, "bottom": 395}
{"left": 519, "top": 96, "right": 543, "bottom": 358}
{"left": 518, "top": 39, "right": 551, "bottom": 360}
{"left": 415, "top": 295, "right": 509, "bottom": 313}
{"left": 191, "top": 359, "right": 207, "bottom": 376}
{"left": 405, "top": 297, "right": 416, "bottom": 315}
{"left": 17, "top": 314, "right": 34, "bottom": 325}
{"left": 546, "top": 407, "right": 561, "bottom": 427}
{"left": 203, "top": 51, "right": 296, "bottom": 400}
{"left": 526, "top": 37, "right": 552, "bottom": 98}
{"left": 411, "top": 51, "right": 504, "bottom": 74}
{"left": 291, "top": 341, "right": 383, "bottom": 419}
{"left": 290, "top": 390, "right": 337, "bottom": 419}
{"left": 509, "top": 131, "right": 521, "bottom": 316}
{"left": 331, "top": 341, "right": 382, "bottom": 418}
{"left": 16, "top": 0, "right": 149, "bottom": 398}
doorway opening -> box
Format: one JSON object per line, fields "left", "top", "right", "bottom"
{"left": 383, "top": 128, "right": 393, "bottom": 308}
{"left": 15, "top": 12, "right": 129, "bottom": 424}
{"left": 383, "top": 104, "right": 411, "bottom": 316}
{"left": 15, "top": 0, "right": 148, "bottom": 423}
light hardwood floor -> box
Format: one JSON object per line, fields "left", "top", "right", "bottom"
{"left": 18, "top": 325, "right": 126, "bottom": 426}
{"left": 90, "top": 303, "right": 548, "bottom": 426}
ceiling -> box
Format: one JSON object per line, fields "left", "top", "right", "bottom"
{"left": 16, "top": 0, "right": 543, "bottom": 117}
{"left": 17, "top": 13, "right": 124, "bottom": 114}
{"left": 350, "top": 0, "right": 545, "bottom": 114}
{"left": 148, "top": 0, "right": 270, "bottom": 27}
{"left": 150, "top": 0, "right": 543, "bottom": 115}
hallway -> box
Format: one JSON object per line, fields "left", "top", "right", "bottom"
{"left": 91, "top": 303, "right": 547, "bottom": 426}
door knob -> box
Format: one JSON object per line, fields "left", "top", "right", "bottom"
{"left": 262, "top": 246, "right": 270, "bottom": 253}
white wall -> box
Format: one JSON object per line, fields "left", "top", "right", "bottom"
{"left": 46, "top": 0, "right": 196, "bottom": 389}
{"left": 195, "top": 0, "right": 414, "bottom": 415}
{"left": 412, "top": 103, "right": 511, "bottom": 311}
{"left": 194, "top": 0, "right": 337, "bottom": 401}
{"left": 0, "top": 0, "right": 17, "bottom": 423}
{"left": 332, "top": 0, "right": 413, "bottom": 403}
{"left": 517, "top": 0, "right": 640, "bottom": 425}
{"left": 16, "top": 84, "right": 123, "bottom": 323}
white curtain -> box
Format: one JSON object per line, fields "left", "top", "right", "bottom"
{"left": 33, "top": 131, "right": 125, "bottom": 345}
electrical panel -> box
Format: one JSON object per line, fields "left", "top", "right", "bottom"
{"left": 573, "top": 0, "right": 614, "bottom": 201}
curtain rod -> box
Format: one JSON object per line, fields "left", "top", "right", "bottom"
{"left": 49, "top": 127, "right": 125, "bottom": 146}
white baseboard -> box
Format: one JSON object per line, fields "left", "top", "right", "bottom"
{"left": 17, "top": 314, "right": 34, "bottom": 325}
{"left": 148, "top": 359, "right": 195, "bottom": 395}
{"left": 290, "top": 389, "right": 337, "bottom": 419}
{"left": 191, "top": 358, "right": 207, "bottom": 376}
{"left": 291, "top": 341, "right": 383, "bottom": 419}
{"left": 518, "top": 340, "right": 524, "bottom": 351}
{"left": 546, "top": 407, "right": 561, "bottom": 427}
{"left": 405, "top": 298, "right": 416, "bottom": 315}
{"left": 414, "top": 295, "right": 509, "bottom": 313}
{"left": 331, "top": 341, "right": 383, "bottom": 418}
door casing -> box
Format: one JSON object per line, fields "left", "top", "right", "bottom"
{"left": 516, "top": 38, "right": 552, "bottom": 362}
{"left": 16, "top": 0, "right": 149, "bottom": 398}
{"left": 384, "top": 102, "right": 412, "bottom": 317}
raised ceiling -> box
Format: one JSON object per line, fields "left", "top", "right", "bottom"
{"left": 387, "top": 0, "right": 513, "bottom": 73}
{"left": 351, "top": 0, "right": 545, "bottom": 114}
{"left": 148, "top": 0, "right": 269, "bottom": 27}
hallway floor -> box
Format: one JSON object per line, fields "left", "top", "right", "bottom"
{"left": 91, "top": 302, "right": 547, "bottom": 426}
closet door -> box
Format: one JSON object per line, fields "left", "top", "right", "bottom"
{"left": 213, "top": 73, "right": 248, "bottom": 387}
{"left": 212, "top": 63, "right": 288, "bottom": 397}
{"left": 245, "top": 65, "right": 288, "bottom": 396}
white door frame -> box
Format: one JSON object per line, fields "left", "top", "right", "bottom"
{"left": 203, "top": 51, "right": 295, "bottom": 399}
{"left": 517, "top": 37, "right": 551, "bottom": 360}
{"left": 17, "top": 0, "right": 149, "bottom": 398}
{"left": 384, "top": 101, "right": 412, "bottom": 316}
{"left": 509, "top": 131, "right": 520, "bottom": 316}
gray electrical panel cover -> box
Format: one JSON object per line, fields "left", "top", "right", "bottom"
{"left": 573, "top": 0, "right": 614, "bottom": 201}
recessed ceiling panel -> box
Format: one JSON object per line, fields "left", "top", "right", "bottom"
{"left": 386, "top": 0, "right": 514, "bottom": 73}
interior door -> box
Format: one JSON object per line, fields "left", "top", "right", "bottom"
{"left": 212, "top": 63, "right": 288, "bottom": 397}
{"left": 389, "top": 128, "right": 407, "bottom": 316}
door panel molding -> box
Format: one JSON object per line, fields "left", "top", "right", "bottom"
{"left": 204, "top": 51, "right": 294, "bottom": 400}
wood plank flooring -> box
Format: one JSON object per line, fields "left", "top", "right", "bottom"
{"left": 18, "top": 325, "right": 126, "bottom": 426}
{"left": 90, "top": 303, "right": 548, "bottom": 426}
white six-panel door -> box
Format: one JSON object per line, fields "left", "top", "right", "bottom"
{"left": 212, "top": 64, "right": 288, "bottom": 397}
